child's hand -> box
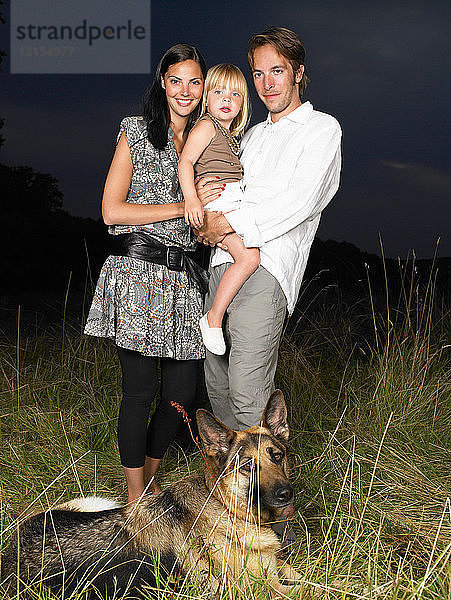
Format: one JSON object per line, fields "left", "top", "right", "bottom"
{"left": 184, "top": 198, "right": 204, "bottom": 228}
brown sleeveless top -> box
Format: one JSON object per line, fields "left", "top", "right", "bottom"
{"left": 194, "top": 116, "right": 243, "bottom": 183}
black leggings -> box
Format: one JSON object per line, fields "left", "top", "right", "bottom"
{"left": 116, "top": 346, "right": 199, "bottom": 468}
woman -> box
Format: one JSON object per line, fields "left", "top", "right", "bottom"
{"left": 85, "top": 44, "right": 208, "bottom": 504}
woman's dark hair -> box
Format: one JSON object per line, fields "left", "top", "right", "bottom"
{"left": 142, "top": 44, "right": 207, "bottom": 150}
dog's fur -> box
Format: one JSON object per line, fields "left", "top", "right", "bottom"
{"left": 1, "top": 390, "right": 301, "bottom": 598}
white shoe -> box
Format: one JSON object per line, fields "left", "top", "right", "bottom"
{"left": 200, "top": 313, "right": 226, "bottom": 355}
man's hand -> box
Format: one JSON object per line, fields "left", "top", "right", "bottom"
{"left": 194, "top": 211, "right": 233, "bottom": 247}
{"left": 195, "top": 176, "right": 225, "bottom": 206}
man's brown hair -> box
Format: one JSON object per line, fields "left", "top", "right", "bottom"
{"left": 248, "top": 26, "right": 309, "bottom": 97}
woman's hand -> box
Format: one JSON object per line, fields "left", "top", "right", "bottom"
{"left": 195, "top": 176, "right": 225, "bottom": 206}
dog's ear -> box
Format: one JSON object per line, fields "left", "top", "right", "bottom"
{"left": 196, "top": 409, "right": 235, "bottom": 455}
{"left": 261, "top": 390, "right": 289, "bottom": 442}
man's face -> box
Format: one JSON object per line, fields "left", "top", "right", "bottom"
{"left": 251, "top": 44, "right": 304, "bottom": 121}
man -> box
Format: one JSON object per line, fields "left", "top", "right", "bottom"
{"left": 196, "top": 27, "right": 342, "bottom": 430}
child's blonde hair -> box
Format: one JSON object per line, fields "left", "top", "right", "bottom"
{"left": 201, "top": 64, "right": 250, "bottom": 137}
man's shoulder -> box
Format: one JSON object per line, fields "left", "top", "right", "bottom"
{"left": 241, "top": 121, "right": 265, "bottom": 144}
{"left": 308, "top": 107, "right": 341, "bottom": 134}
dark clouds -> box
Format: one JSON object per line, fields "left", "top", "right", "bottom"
{"left": 1, "top": 0, "right": 450, "bottom": 257}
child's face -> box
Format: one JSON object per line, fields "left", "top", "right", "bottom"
{"left": 206, "top": 84, "right": 243, "bottom": 128}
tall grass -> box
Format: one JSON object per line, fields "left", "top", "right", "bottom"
{"left": 0, "top": 257, "right": 449, "bottom": 599}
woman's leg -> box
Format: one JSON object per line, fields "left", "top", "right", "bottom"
{"left": 207, "top": 233, "right": 260, "bottom": 328}
{"left": 143, "top": 457, "right": 162, "bottom": 495}
{"left": 146, "top": 358, "right": 199, "bottom": 462}
{"left": 116, "top": 346, "right": 159, "bottom": 503}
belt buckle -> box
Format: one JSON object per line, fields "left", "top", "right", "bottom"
{"left": 166, "top": 246, "right": 184, "bottom": 271}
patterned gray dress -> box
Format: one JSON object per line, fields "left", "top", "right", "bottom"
{"left": 84, "top": 117, "right": 205, "bottom": 360}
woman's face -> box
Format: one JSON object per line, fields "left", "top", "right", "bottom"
{"left": 161, "top": 59, "right": 204, "bottom": 122}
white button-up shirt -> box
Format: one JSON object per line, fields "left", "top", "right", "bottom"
{"left": 211, "top": 101, "right": 342, "bottom": 314}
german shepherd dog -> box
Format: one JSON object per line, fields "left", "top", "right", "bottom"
{"left": 1, "top": 390, "right": 301, "bottom": 598}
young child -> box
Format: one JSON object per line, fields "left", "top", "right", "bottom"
{"left": 178, "top": 64, "right": 259, "bottom": 355}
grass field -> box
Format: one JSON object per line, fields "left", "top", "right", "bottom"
{"left": 0, "top": 263, "right": 450, "bottom": 599}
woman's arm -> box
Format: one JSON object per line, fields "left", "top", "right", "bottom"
{"left": 178, "top": 119, "right": 216, "bottom": 228}
{"left": 102, "top": 133, "right": 185, "bottom": 226}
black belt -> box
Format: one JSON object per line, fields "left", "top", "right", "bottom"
{"left": 110, "top": 232, "right": 209, "bottom": 295}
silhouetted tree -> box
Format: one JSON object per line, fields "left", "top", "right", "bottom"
{"left": 0, "top": 163, "right": 107, "bottom": 293}
{"left": 1, "top": 164, "right": 63, "bottom": 215}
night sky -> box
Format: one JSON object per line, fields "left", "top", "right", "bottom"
{"left": 1, "top": 0, "right": 450, "bottom": 258}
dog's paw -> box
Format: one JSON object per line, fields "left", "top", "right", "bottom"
{"left": 279, "top": 564, "right": 303, "bottom": 584}
{"left": 195, "top": 570, "right": 221, "bottom": 597}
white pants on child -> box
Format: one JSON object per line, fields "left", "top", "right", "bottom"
{"left": 206, "top": 180, "right": 244, "bottom": 265}
{"left": 205, "top": 180, "right": 244, "bottom": 214}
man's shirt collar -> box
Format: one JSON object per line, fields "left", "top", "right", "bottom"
{"left": 264, "top": 101, "right": 313, "bottom": 127}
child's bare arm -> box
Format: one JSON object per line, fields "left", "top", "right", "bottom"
{"left": 178, "top": 119, "right": 216, "bottom": 228}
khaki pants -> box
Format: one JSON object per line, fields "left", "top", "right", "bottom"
{"left": 204, "top": 264, "right": 287, "bottom": 430}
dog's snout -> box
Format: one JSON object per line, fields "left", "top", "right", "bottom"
{"left": 275, "top": 484, "right": 294, "bottom": 504}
